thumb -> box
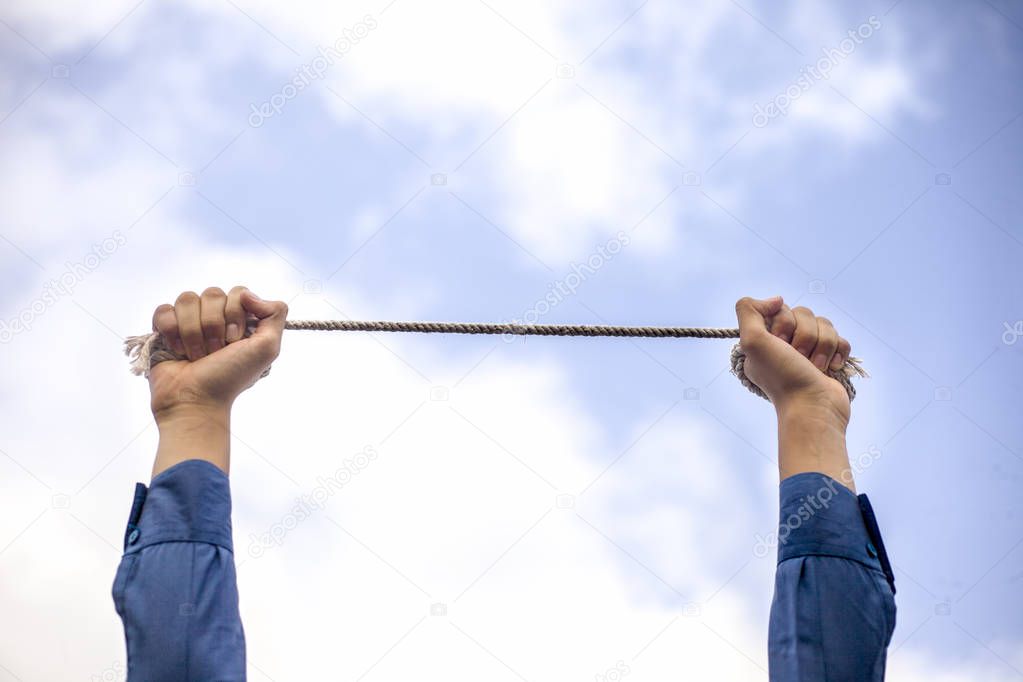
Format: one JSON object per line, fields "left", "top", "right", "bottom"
{"left": 735, "top": 295, "right": 783, "bottom": 346}
{"left": 241, "top": 289, "right": 288, "bottom": 340}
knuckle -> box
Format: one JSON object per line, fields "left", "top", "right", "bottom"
{"left": 153, "top": 304, "right": 174, "bottom": 323}
{"left": 228, "top": 285, "right": 248, "bottom": 295}
{"left": 176, "top": 290, "right": 199, "bottom": 305}
{"left": 735, "top": 296, "right": 752, "bottom": 312}
{"left": 153, "top": 311, "right": 176, "bottom": 333}
{"left": 792, "top": 329, "right": 815, "bottom": 351}
{"left": 773, "top": 315, "right": 794, "bottom": 330}
{"left": 818, "top": 316, "right": 833, "bottom": 327}
{"left": 792, "top": 305, "right": 812, "bottom": 316}
{"left": 202, "top": 286, "right": 226, "bottom": 299}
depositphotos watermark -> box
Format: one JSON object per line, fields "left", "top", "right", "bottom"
{"left": 752, "top": 445, "right": 882, "bottom": 558}
{"left": 752, "top": 16, "right": 882, "bottom": 128}
{"left": 248, "top": 15, "right": 378, "bottom": 127}
{"left": 247, "top": 446, "right": 378, "bottom": 558}
{"left": 0, "top": 230, "right": 128, "bottom": 344}
{"left": 502, "top": 231, "right": 631, "bottom": 341}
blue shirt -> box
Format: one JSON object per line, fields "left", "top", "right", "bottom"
{"left": 113, "top": 460, "right": 245, "bottom": 681}
{"left": 769, "top": 472, "right": 897, "bottom": 680}
{"left": 113, "top": 461, "right": 895, "bottom": 680}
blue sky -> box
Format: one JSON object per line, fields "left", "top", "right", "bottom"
{"left": 1, "top": 0, "right": 1021, "bottom": 679}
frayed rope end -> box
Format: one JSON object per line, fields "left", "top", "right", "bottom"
{"left": 124, "top": 325, "right": 271, "bottom": 380}
{"left": 124, "top": 333, "right": 157, "bottom": 378}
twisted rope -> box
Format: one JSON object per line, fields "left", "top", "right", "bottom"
{"left": 124, "top": 320, "right": 866, "bottom": 401}
{"left": 283, "top": 319, "right": 741, "bottom": 338}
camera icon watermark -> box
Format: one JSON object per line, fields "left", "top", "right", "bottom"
{"left": 1002, "top": 321, "right": 1022, "bottom": 345}
{"left": 556, "top": 63, "right": 575, "bottom": 79}
{"left": 51, "top": 63, "right": 70, "bottom": 79}
{"left": 555, "top": 493, "right": 576, "bottom": 510}
{"left": 808, "top": 279, "right": 827, "bottom": 294}
{"left": 934, "top": 173, "right": 952, "bottom": 186}
{"left": 594, "top": 661, "right": 630, "bottom": 682}
{"left": 682, "top": 601, "right": 702, "bottom": 617}
{"left": 430, "top": 386, "right": 450, "bottom": 402}
{"left": 683, "top": 387, "right": 700, "bottom": 401}
{"left": 51, "top": 493, "right": 71, "bottom": 509}
{"left": 682, "top": 171, "right": 701, "bottom": 187}
{"left": 934, "top": 601, "right": 951, "bottom": 616}
{"left": 430, "top": 602, "right": 448, "bottom": 617}
{"left": 430, "top": 172, "right": 447, "bottom": 186}
{"left": 303, "top": 278, "right": 322, "bottom": 294}
{"left": 934, "top": 386, "right": 952, "bottom": 401}
{"left": 177, "top": 171, "right": 197, "bottom": 187}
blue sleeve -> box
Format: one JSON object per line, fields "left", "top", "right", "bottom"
{"left": 112, "top": 459, "right": 246, "bottom": 681}
{"left": 768, "top": 472, "right": 897, "bottom": 682}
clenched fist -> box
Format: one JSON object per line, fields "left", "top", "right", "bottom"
{"left": 734, "top": 296, "right": 852, "bottom": 424}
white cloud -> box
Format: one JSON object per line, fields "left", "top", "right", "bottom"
{"left": 4, "top": 0, "right": 932, "bottom": 266}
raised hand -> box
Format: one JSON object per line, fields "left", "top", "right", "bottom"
{"left": 734, "top": 295, "right": 852, "bottom": 425}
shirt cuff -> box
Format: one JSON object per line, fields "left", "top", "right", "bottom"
{"left": 776, "top": 472, "right": 884, "bottom": 575}
{"left": 122, "top": 459, "right": 234, "bottom": 554}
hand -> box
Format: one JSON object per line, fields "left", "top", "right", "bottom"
{"left": 147, "top": 286, "right": 287, "bottom": 476}
{"left": 734, "top": 296, "right": 852, "bottom": 426}
{"left": 149, "top": 286, "right": 288, "bottom": 420}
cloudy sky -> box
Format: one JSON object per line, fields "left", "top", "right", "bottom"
{"left": 1, "top": 0, "right": 1021, "bottom": 679}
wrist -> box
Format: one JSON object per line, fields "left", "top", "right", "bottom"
{"left": 153, "top": 404, "right": 232, "bottom": 477}
{"left": 775, "top": 400, "right": 854, "bottom": 491}
{"left": 775, "top": 394, "right": 849, "bottom": 433}
{"left": 154, "top": 400, "right": 231, "bottom": 429}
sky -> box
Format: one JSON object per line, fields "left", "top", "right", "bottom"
{"left": 0, "top": 0, "right": 1021, "bottom": 680}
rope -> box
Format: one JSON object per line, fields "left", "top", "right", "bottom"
{"left": 283, "top": 319, "right": 741, "bottom": 338}
{"left": 123, "top": 320, "right": 867, "bottom": 401}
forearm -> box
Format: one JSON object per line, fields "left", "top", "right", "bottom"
{"left": 153, "top": 405, "right": 232, "bottom": 478}
{"left": 776, "top": 401, "right": 854, "bottom": 492}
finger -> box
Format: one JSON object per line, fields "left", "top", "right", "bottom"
{"left": 200, "top": 286, "right": 228, "bottom": 353}
{"left": 790, "top": 306, "right": 819, "bottom": 359}
{"left": 240, "top": 289, "right": 288, "bottom": 358}
{"left": 812, "top": 317, "right": 839, "bottom": 372}
{"left": 174, "top": 291, "right": 205, "bottom": 361}
{"left": 225, "top": 286, "right": 248, "bottom": 343}
{"left": 152, "top": 303, "right": 184, "bottom": 356}
{"left": 768, "top": 303, "right": 796, "bottom": 343}
{"left": 832, "top": 336, "right": 852, "bottom": 371}
{"left": 734, "top": 295, "right": 784, "bottom": 348}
